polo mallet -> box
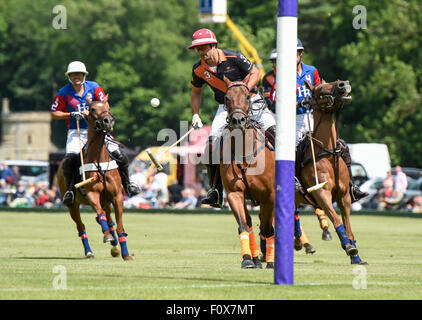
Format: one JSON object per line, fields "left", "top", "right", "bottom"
{"left": 305, "top": 108, "right": 328, "bottom": 193}
{"left": 147, "top": 127, "right": 194, "bottom": 171}
{"left": 74, "top": 118, "right": 95, "bottom": 189}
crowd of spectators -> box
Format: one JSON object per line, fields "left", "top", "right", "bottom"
{"left": 0, "top": 162, "right": 62, "bottom": 208}
{"left": 361, "top": 165, "right": 422, "bottom": 213}
{"left": 2, "top": 161, "right": 421, "bottom": 213}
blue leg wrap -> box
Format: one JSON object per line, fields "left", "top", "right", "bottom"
{"left": 95, "top": 214, "right": 109, "bottom": 233}
{"left": 78, "top": 231, "right": 92, "bottom": 255}
{"left": 294, "top": 212, "right": 302, "bottom": 238}
{"left": 335, "top": 224, "right": 350, "bottom": 249}
{"left": 350, "top": 240, "right": 362, "bottom": 263}
{"left": 118, "top": 233, "right": 129, "bottom": 257}
{"left": 108, "top": 221, "right": 118, "bottom": 246}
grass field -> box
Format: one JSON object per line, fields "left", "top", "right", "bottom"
{"left": 1, "top": 210, "right": 422, "bottom": 300}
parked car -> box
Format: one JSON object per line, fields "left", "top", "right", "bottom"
{"left": 0, "top": 160, "right": 49, "bottom": 184}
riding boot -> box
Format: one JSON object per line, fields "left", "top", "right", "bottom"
{"left": 265, "top": 125, "right": 276, "bottom": 147}
{"left": 110, "top": 149, "right": 140, "bottom": 197}
{"left": 338, "top": 139, "right": 369, "bottom": 203}
{"left": 62, "top": 153, "right": 79, "bottom": 206}
{"left": 201, "top": 164, "right": 223, "bottom": 208}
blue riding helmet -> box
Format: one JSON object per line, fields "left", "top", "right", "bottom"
{"left": 297, "top": 38, "right": 304, "bottom": 50}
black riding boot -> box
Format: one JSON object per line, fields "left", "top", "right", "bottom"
{"left": 201, "top": 164, "right": 223, "bottom": 208}
{"left": 265, "top": 125, "right": 276, "bottom": 147}
{"left": 62, "top": 153, "right": 79, "bottom": 206}
{"left": 338, "top": 139, "right": 369, "bottom": 203}
{"left": 110, "top": 149, "right": 140, "bottom": 197}
{"left": 201, "top": 137, "right": 223, "bottom": 208}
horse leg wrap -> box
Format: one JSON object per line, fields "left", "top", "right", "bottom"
{"left": 335, "top": 224, "right": 353, "bottom": 250}
{"left": 108, "top": 221, "right": 118, "bottom": 246}
{"left": 78, "top": 231, "right": 92, "bottom": 256}
{"left": 118, "top": 233, "right": 129, "bottom": 257}
{"left": 349, "top": 240, "right": 362, "bottom": 264}
{"left": 248, "top": 227, "right": 260, "bottom": 258}
{"left": 294, "top": 212, "right": 302, "bottom": 238}
{"left": 299, "top": 227, "right": 310, "bottom": 245}
{"left": 259, "top": 229, "right": 266, "bottom": 256}
{"left": 315, "top": 208, "right": 329, "bottom": 229}
{"left": 95, "top": 213, "right": 110, "bottom": 234}
{"left": 265, "top": 236, "right": 275, "bottom": 263}
{"left": 239, "top": 232, "right": 252, "bottom": 258}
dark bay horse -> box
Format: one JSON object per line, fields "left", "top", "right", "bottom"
{"left": 219, "top": 79, "right": 276, "bottom": 269}
{"left": 295, "top": 80, "right": 367, "bottom": 264}
{"left": 57, "top": 97, "right": 133, "bottom": 260}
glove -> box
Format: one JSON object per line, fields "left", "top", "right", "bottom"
{"left": 192, "top": 113, "right": 203, "bottom": 130}
{"left": 70, "top": 111, "right": 84, "bottom": 121}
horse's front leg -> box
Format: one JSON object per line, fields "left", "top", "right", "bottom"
{"left": 86, "top": 192, "right": 113, "bottom": 243}
{"left": 259, "top": 200, "right": 275, "bottom": 269}
{"left": 112, "top": 192, "right": 132, "bottom": 261}
{"left": 227, "top": 191, "right": 254, "bottom": 269}
{"left": 68, "top": 205, "right": 94, "bottom": 258}
{"left": 104, "top": 203, "right": 120, "bottom": 257}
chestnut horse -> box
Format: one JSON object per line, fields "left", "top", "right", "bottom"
{"left": 57, "top": 97, "right": 133, "bottom": 260}
{"left": 218, "top": 79, "right": 277, "bottom": 269}
{"left": 295, "top": 80, "right": 367, "bottom": 264}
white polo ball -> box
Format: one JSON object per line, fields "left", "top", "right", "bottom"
{"left": 150, "top": 97, "right": 160, "bottom": 108}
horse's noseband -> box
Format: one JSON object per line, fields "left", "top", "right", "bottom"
{"left": 90, "top": 109, "right": 115, "bottom": 133}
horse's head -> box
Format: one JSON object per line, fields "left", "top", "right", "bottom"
{"left": 224, "top": 77, "right": 251, "bottom": 131}
{"left": 87, "top": 94, "right": 115, "bottom": 133}
{"left": 305, "top": 80, "right": 352, "bottom": 113}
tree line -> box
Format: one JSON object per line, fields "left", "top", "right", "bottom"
{"left": 0, "top": 0, "right": 420, "bottom": 167}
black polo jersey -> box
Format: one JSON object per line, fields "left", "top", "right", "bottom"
{"left": 191, "top": 49, "right": 254, "bottom": 104}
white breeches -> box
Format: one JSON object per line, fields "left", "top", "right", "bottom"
{"left": 66, "top": 129, "right": 119, "bottom": 154}
{"left": 296, "top": 112, "right": 314, "bottom": 146}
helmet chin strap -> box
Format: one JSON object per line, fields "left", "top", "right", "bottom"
{"left": 68, "top": 74, "right": 87, "bottom": 84}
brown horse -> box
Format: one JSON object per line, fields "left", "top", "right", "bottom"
{"left": 295, "top": 80, "right": 367, "bottom": 264}
{"left": 56, "top": 97, "right": 133, "bottom": 260}
{"left": 218, "top": 79, "right": 276, "bottom": 269}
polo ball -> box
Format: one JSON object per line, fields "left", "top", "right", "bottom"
{"left": 150, "top": 97, "right": 160, "bottom": 108}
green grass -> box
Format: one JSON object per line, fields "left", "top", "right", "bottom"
{"left": 1, "top": 211, "right": 422, "bottom": 300}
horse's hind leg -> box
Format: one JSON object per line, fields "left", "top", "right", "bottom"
{"left": 259, "top": 201, "right": 275, "bottom": 269}
{"left": 294, "top": 211, "right": 316, "bottom": 254}
{"left": 113, "top": 193, "right": 132, "bottom": 261}
{"left": 246, "top": 208, "right": 262, "bottom": 269}
{"left": 105, "top": 204, "right": 120, "bottom": 258}
{"left": 68, "top": 206, "right": 94, "bottom": 258}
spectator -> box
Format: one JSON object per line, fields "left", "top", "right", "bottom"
{"left": 409, "top": 195, "right": 422, "bottom": 213}
{"left": 130, "top": 166, "right": 146, "bottom": 190}
{"left": 12, "top": 166, "right": 21, "bottom": 186}
{"left": 394, "top": 165, "right": 408, "bottom": 195}
{"left": 174, "top": 188, "right": 197, "bottom": 209}
{"left": 0, "top": 178, "right": 13, "bottom": 206}
{"left": 1, "top": 163, "right": 15, "bottom": 186}
{"left": 153, "top": 169, "right": 169, "bottom": 208}
{"left": 383, "top": 170, "right": 394, "bottom": 198}
{"left": 141, "top": 175, "right": 159, "bottom": 208}
{"left": 168, "top": 179, "right": 184, "bottom": 206}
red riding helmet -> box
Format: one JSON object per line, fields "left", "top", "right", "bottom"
{"left": 188, "top": 28, "right": 218, "bottom": 49}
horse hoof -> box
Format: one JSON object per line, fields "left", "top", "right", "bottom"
{"left": 110, "top": 246, "right": 120, "bottom": 258}
{"left": 294, "top": 237, "right": 303, "bottom": 251}
{"left": 123, "top": 255, "right": 133, "bottom": 261}
{"left": 345, "top": 244, "right": 358, "bottom": 256}
{"left": 241, "top": 256, "right": 255, "bottom": 269}
{"left": 85, "top": 252, "right": 94, "bottom": 259}
{"left": 304, "top": 243, "right": 316, "bottom": 254}
{"left": 322, "top": 228, "right": 332, "bottom": 241}
{"left": 253, "top": 257, "right": 263, "bottom": 269}
{"left": 103, "top": 234, "right": 114, "bottom": 243}
{"left": 266, "top": 262, "right": 274, "bottom": 269}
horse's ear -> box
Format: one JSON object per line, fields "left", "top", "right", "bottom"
{"left": 304, "top": 81, "right": 314, "bottom": 92}
{"left": 103, "top": 93, "right": 109, "bottom": 102}
{"left": 86, "top": 96, "right": 93, "bottom": 105}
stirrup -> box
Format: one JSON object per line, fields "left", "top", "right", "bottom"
{"left": 201, "top": 189, "right": 223, "bottom": 208}
{"left": 63, "top": 190, "right": 75, "bottom": 206}
{"left": 294, "top": 177, "right": 303, "bottom": 191}
{"left": 125, "top": 183, "right": 140, "bottom": 197}
{"left": 350, "top": 184, "right": 368, "bottom": 203}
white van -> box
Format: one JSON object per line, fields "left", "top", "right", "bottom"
{"left": 348, "top": 143, "right": 391, "bottom": 179}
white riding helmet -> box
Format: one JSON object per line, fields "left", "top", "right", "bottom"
{"left": 65, "top": 61, "right": 88, "bottom": 83}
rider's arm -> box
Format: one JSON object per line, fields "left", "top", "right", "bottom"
{"left": 244, "top": 65, "right": 261, "bottom": 92}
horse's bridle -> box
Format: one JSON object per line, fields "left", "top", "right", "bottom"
{"left": 88, "top": 108, "right": 115, "bottom": 133}
{"left": 311, "top": 80, "right": 351, "bottom": 113}
{"left": 225, "top": 81, "right": 251, "bottom": 129}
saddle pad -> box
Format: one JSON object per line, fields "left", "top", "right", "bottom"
{"left": 79, "top": 160, "right": 118, "bottom": 174}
